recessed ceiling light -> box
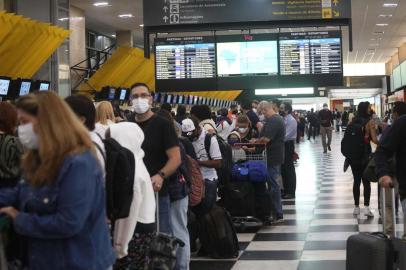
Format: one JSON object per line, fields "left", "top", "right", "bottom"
{"left": 139, "top": 24, "right": 144, "bottom": 27}
{"left": 383, "top": 3, "right": 398, "bottom": 7}
{"left": 118, "top": 14, "right": 134, "bottom": 18}
{"left": 376, "top": 23, "right": 389, "bottom": 26}
{"left": 111, "top": 34, "right": 116, "bottom": 37}
{"left": 373, "top": 31, "right": 385, "bottom": 35}
{"left": 93, "top": 2, "right": 110, "bottom": 7}
{"left": 379, "top": 14, "right": 393, "bottom": 18}
{"left": 58, "top": 17, "right": 69, "bottom": 21}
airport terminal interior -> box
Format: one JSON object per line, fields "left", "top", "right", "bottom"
{"left": 1, "top": 0, "right": 406, "bottom": 269}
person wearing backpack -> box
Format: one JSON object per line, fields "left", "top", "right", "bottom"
{"left": 181, "top": 117, "right": 222, "bottom": 217}
{"left": 318, "top": 103, "right": 334, "bottom": 154}
{"left": 190, "top": 105, "right": 217, "bottom": 134}
{"left": 342, "top": 102, "right": 379, "bottom": 217}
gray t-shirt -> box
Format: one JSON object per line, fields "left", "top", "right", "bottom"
{"left": 260, "top": 114, "right": 286, "bottom": 166}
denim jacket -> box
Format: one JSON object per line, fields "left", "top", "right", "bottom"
{"left": 0, "top": 151, "right": 116, "bottom": 270}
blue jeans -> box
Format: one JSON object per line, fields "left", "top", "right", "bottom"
{"left": 170, "top": 196, "right": 190, "bottom": 270}
{"left": 158, "top": 195, "right": 172, "bottom": 234}
{"left": 268, "top": 165, "right": 283, "bottom": 218}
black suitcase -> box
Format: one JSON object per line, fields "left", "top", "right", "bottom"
{"left": 346, "top": 187, "right": 401, "bottom": 270}
{"left": 222, "top": 181, "right": 256, "bottom": 217}
{"left": 198, "top": 205, "right": 239, "bottom": 259}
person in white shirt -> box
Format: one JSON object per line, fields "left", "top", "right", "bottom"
{"left": 95, "top": 101, "right": 116, "bottom": 139}
{"left": 181, "top": 118, "right": 222, "bottom": 216}
{"left": 216, "top": 108, "right": 233, "bottom": 141}
{"left": 108, "top": 122, "right": 156, "bottom": 259}
{"left": 190, "top": 105, "right": 217, "bottom": 134}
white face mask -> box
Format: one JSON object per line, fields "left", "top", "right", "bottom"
{"left": 238, "top": 128, "right": 248, "bottom": 134}
{"left": 259, "top": 114, "right": 265, "bottom": 121}
{"left": 18, "top": 123, "right": 39, "bottom": 150}
{"left": 253, "top": 108, "right": 257, "bottom": 114}
{"left": 132, "top": 98, "right": 150, "bottom": 114}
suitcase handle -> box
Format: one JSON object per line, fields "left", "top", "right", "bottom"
{"left": 381, "top": 186, "right": 396, "bottom": 236}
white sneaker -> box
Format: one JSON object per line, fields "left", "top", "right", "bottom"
{"left": 353, "top": 207, "right": 360, "bottom": 215}
{"left": 364, "top": 207, "right": 374, "bottom": 217}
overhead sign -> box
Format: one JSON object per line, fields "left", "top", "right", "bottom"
{"left": 143, "top": 0, "right": 351, "bottom": 27}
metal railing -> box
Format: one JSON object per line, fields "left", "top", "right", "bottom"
{"left": 70, "top": 44, "right": 115, "bottom": 92}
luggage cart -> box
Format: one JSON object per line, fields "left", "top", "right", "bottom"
{"left": 223, "top": 143, "right": 270, "bottom": 231}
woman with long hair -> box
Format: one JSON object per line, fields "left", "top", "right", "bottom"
{"left": 351, "top": 101, "right": 379, "bottom": 217}
{"left": 0, "top": 92, "right": 115, "bottom": 270}
{"left": 95, "top": 101, "right": 116, "bottom": 139}
{"left": 0, "top": 102, "right": 23, "bottom": 188}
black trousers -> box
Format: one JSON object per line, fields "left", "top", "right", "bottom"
{"left": 350, "top": 163, "right": 371, "bottom": 206}
{"left": 281, "top": 140, "right": 297, "bottom": 196}
{"left": 308, "top": 125, "right": 316, "bottom": 139}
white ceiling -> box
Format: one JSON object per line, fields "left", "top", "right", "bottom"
{"left": 70, "top": 0, "right": 406, "bottom": 65}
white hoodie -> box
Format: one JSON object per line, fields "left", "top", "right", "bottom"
{"left": 109, "top": 122, "right": 156, "bottom": 258}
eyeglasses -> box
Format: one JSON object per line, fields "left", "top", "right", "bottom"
{"left": 131, "top": 93, "right": 151, "bottom": 99}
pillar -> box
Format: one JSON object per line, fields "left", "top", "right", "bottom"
{"left": 69, "top": 5, "right": 86, "bottom": 91}
{"left": 116, "top": 30, "right": 133, "bottom": 47}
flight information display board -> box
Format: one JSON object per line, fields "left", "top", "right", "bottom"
{"left": 280, "top": 32, "right": 342, "bottom": 76}
{"left": 217, "top": 37, "right": 278, "bottom": 77}
{"left": 155, "top": 36, "right": 217, "bottom": 90}
{"left": 155, "top": 31, "right": 343, "bottom": 92}
{"left": 155, "top": 36, "right": 216, "bottom": 80}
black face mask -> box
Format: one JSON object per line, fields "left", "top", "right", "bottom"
{"left": 187, "top": 133, "right": 198, "bottom": 142}
{"left": 232, "top": 110, "right": 238, "bottom": 114}
{"left": 280, "top": 111, "right": 286, "bottom": 116}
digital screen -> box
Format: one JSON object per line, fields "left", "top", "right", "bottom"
{"left": 280, "top": 32, "right": 342, "bottom": 75}
{"left": 108, "top": 88, "right": 116, "bottom": 100}
{"left": 119, "top": 89, "right": 127, "bottom": 100}
{"left": 217, "top": 40, "right": 278, "bottom": 76}
{"left": 155, "top": 37, "right": 216, "bottom": 80}
{"left": 39, "top": 83, "right": 49, "bottom": 91}
{"left": 20, "top": 81, "right": 31, "bottom": 96}
{"left": 0, "top": 79, "right": 10, "bottom": 95}
{"left": 393, "top": 66, "right": 402, "bottom": 90}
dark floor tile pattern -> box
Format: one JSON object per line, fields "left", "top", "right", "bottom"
{"left": 191, "top": 133, "right": 404, "bottom": 270}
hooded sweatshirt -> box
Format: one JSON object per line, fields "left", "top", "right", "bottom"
{"left": 109, "top": 122, "right": 156, "bottom": 258}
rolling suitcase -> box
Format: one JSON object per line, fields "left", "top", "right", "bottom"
{"left": 346, "top": 187, "right": 401, "bottom": 270}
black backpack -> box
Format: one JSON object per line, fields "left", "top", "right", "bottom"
{"left": 204, "top": 134, "right": 233, "bottom": 185}
{"left": 341, "top": 119, "right": 368, "bottom": 164}
{"left": 95, "top": 137, "right": 135, "bottom": 221}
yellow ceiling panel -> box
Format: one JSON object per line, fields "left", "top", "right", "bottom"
{"left": 0, "top": 12, "right": 69, "bottom": 79}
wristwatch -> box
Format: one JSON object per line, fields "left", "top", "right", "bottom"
{"left": 158, "top": 170, "right": 166, "bottom": 179}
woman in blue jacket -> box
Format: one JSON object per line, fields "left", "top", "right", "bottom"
{"left": 0, "top": 92, "right": 115, "bottom": 270}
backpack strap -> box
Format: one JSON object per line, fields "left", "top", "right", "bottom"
{"left": 93, "top": 141, "right": 107, "bottom": 163}
{"left": 204, "top": 133, "right": 213, "bottom": 160}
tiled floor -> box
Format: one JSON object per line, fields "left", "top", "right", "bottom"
{"left": 191, "top": 132, "right": 404, "bottom": 270}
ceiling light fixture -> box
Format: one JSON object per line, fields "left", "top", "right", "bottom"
{"left": 369, "top": 43, "right": 379, "bottom": 46}
{"left": 93, "top": 2, "right": 110, "bottom": 7}
{"left": 383, "top": 3, "right": 398, "bottom": 7}
{"left": 58, "top": 17, "right": 69, "bottom": 21}
{"left": 376, "top": 23, "right": 389, "bottom": 26}
{"left": 379, "top": 14, "right": 393, "bottom": 18}
{"left": 255, "top": 88, "right": 314, "bottom": 96}
{"left": 111, "top": 34, "right": 116, "bottom": 37}
{"left": 118, "top": 14, "right": 134, "bottom": 18}
{"left": 139, "top": 24, "right": 144, "bottom": 27}
{"left": 373, "top": 31, "right": 385, "bottom": 35}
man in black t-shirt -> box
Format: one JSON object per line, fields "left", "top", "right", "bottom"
{"left": 130, "top": 83, "right": 181, "bottom": 235}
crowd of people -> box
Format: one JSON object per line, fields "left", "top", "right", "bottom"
{"left": 0, "top": 85, "right": 405, "bottom": 269}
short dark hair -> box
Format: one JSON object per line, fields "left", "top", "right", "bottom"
{"left": 252, "top": 100, "right": 259, "bottom": 105}
{"left": 283, "top": 102, "right": 293, "bottom": 114}
{"left": 65, "top": 95, "right": 96, "bottom": 131}
{"left": 230, "top": 104, "right": 238, "bottom": 110}
{"left": 393, "top": 101, "right": 406, "bottom": 117}
{"left": 161, "top": 103, "right": 172, "bottom": 112}
{"left": 177, "top": 105, "right": 186, "bottom": 116}
{"left": 190, "top": 105, "right": 212, "bottom": 121}
{"left": 271, "top": 99, "right": 281, "bottom": 108}
{"left": 0, "top": 102, "right": 18, "bottom": 135}
{"left": 219, "top": 108, "right": 228, "bottom": 117}
{"left": 241, "top": 100, "right": 252, "bottom": 110}
{"left": 130, "top": 82, "right": 149, "bottom": 91}
{"left": 357, "top": 102, "right": 370, "bottom": 119}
